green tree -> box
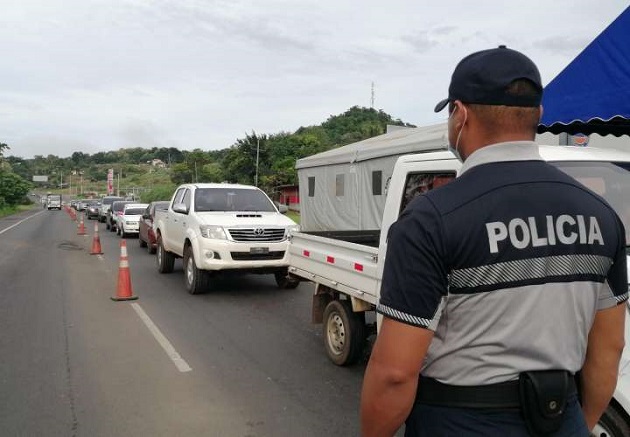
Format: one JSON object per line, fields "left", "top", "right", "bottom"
{"left": 222, "top": 132, "right": 269, "bottom": 185}
{"left": 170, "top": 163, "right": 193, "bottom": 185}
{"left": 0, "top": 170, "right": 32, "bottom": 207}
{"left": 199, "top": 162, "right": 224, "bottom": 182}
{"left": 0, "top": 142, "right": 9, "bottom": 158}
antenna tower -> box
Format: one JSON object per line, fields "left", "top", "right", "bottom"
{"left": 371, "top": 82, "right": 375, "bottom": 108}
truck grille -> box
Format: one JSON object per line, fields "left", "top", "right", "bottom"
{"left": 227, "top": 228, "right": 285, "bottom": 242}
{"left": 231, "top": 251, "right": 285, "bottom": 261}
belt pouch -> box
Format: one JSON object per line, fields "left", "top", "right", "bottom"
{"left": 519, "top": 370, "right": 569, "bottom": 436}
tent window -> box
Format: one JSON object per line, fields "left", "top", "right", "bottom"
{"left": 372, "top": 171, "right": 382, "bottom": 195}
{"left": 308, "top": 177, "right": 315, "bottom": 197}
{"left": 336, "top": 174, "right": 345, "bottom": 197}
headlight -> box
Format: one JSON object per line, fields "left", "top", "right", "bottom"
{"left": 286, "top": 224, "right": 300, "bottom": 237}
{"left": 199, "top": 225, "right": 227, "bottom": 240}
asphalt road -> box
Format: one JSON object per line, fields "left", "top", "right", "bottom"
{"left": 0, "top": 208, "right": 367, "bottom": 436}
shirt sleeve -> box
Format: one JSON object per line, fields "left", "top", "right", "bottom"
{"left": 599, "top": 214, "right": 629, "bottom": 309}
{"left": 377, "top": 196, "right": 449, "bottom": 330}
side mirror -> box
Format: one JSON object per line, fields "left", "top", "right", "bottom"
{"left": 172, "top": 203, "right": 188, "bottom": 214}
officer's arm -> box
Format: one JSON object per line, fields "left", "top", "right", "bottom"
{"left": 580, "top": 303, "right": 626, "bottom": 430}
{"left": 360, "top": 317, "right": 434, "bottom": 437}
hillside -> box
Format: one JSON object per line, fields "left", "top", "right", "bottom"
{"left": 5, "top": 106, "right": 416, "bottom": 199}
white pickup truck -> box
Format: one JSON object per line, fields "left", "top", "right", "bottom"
{"left": 46, "top": 194, "right": 62, "bottom": 210}
{"left": 288, "top": 145, "right": 630, "bottom": 436}
{"left": 154, "top": 183, "right": 300, "bottom": 294}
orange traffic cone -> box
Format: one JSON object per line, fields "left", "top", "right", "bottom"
{"left": 77, "top": 213, "right": 86, "bottom": 235}
{"left": 90, "top": 222, "right": 103, "bottom": 255}
{"left": 111, "top": 240, "right": 138, "bottom": 301}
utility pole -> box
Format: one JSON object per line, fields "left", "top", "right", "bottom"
{"left": 194, "top": 161, "right": 198, "bottom": 183}
{"left": 371, "top": 81, "right": 375, "bottom": 108}
{"left": 255, "top": 137, "right": 260, "bottom": 187}
{"left": 117, "top": 171, "right": 120, "bottom": 197}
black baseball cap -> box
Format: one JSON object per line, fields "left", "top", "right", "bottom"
{"left": 434, "top": 45, "right": 543, "bottom": 112}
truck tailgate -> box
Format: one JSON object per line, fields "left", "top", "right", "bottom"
{"left": 288, "top": 232, "right": 379, "bottom": 305}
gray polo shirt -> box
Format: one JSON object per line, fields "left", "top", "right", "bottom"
{"left": 378, "top": 142, "right": 628, "bottom": 385}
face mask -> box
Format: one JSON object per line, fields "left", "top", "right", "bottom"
{"left": 448, "top": 105, "right": 467, "bottom": 162}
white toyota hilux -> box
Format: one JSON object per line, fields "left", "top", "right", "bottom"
{"left": 153, "top": 183, "right": 300, "bottom": 294}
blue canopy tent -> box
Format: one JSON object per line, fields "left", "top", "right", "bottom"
{"left": 538, "top": 6, "right": 630, "bottom": 136}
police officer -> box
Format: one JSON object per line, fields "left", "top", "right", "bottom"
{"left": 360, "top": 46, "right": 627, "bottom": 436}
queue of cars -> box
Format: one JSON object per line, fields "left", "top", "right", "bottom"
{"left": 89, "top": 187, "right": 298, "bottom": 293}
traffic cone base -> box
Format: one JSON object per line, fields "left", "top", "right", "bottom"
{"left": 111, "top": 295, "right": 138, "bottom": 301}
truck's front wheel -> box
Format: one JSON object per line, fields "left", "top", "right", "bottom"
{"left": 184, "top": 246, "right": 209, "bottom": 294}
{"left": 156, "top": 236, "right": 175, "bottom": 273}
{"left": 322, "top": 299, "right": 366, "bottom": 366}
{"left": 593, "top": 402, "right": 630, "bottom": 437}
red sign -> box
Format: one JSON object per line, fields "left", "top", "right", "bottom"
{"left": 107, "top": 169, "right": 114, "bottom": 194}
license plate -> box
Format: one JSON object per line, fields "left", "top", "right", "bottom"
{"left": 250, "top": 247, "right": 269, "bottom": 254}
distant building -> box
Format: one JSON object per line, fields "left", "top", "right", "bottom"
{"left": 148, "top": 159, "right": 166, "bottom": 168}
{"left": 275, "top": 184, "right": 299, "bottom": 212}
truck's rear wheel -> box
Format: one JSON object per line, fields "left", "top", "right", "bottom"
{"left": 593, "top": 402, "right": 630, "bottom": 437}
{"left": 184, "top": 246, "right": 209, "bottom": 294}
{"left": 274, "top": 270, "right": 300, "bottom": 289}
{"left": 156, "top": 236, "right": 175, "bottom": 273}
{"left": 322, "top": 299, "right": 366, "bottom": 366}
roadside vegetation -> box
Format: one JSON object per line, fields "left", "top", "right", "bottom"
{"left": 0, "top": 142, "right": 33, "bottom": 217}
{"left": 5, "top": 106, "right": 414, "bottom": 205}
{"left": 0, "top": 204, "right": 37, "bottom": 219}
{"left": 286, "top": 210, "right": 300, "bottom": 224}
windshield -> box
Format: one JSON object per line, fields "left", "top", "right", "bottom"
{"left": 103, "top": 197, "right": 123, "bottom": 205}
{"left": 551, "top": 161, "right": 630, "bottom": 246}
{"left": 194, "top": 188, "right": 275, "bottom": 212}
{"left": 124, "top": 208, "right": 145, "bottom": 215}
{"left": 112, "top": 202, "right": 130, "bottom": 212}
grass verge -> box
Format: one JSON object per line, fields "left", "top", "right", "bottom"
{"left": 0, "top": 204, "right": 38, "bottom": 219}
{"left": 286, "top": 210, "right": 300, "bottom": 224}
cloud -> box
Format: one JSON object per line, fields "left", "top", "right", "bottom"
{"left": 118, "top": 119, "right": 166, "bottom": 148}
{"left": 532, "top": 35, "right": 591, "bottom": 55}
{"left": 401, "top": 31, "right": 438, "bottom": 53}
{"left": 11, "top": 135, "right": 99, "bottom": 159}
{"left": 131, "top": 0, "right": 316, "bottom": 53}
{"left": 433, "top": 26, "right": 457, "bottom": 36}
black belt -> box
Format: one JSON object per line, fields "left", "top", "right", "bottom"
{"left": 415, "top": 375, "right": 577, "bottom": 409}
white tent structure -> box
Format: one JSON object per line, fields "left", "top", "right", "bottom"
{"left": 296, "top": 123, "right": 448, "bottom": 231}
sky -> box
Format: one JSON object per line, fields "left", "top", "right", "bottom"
{"left": 1, "top": 0, "right": 627, "bottom": 158}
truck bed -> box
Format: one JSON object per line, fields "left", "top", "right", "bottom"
{"left": 300, "top": 230, "right": 380, "bottom": 247}
{"left": 288, "top": 231, "right": 380, "bottom": 305}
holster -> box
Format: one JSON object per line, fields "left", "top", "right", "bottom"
{"left": 519, "top": 370, "right": 571, "bottom": 436}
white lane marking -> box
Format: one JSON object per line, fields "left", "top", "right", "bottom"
{"left": 130, "top": 303, "right": 192, "bottom": 373}
{"left": 0, "top": 210, "right": 46, "bottom": 236}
